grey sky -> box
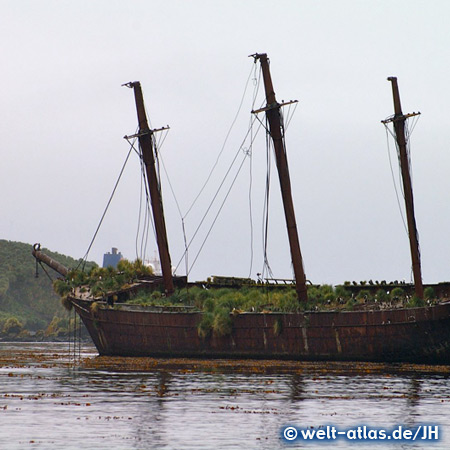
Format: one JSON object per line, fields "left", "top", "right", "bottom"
{"left": 2, "top": 0, "right": 450, "bottom": 285}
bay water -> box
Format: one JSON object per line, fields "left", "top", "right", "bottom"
{"left": 1, "top": 342, "right": 450, "bottom": 449}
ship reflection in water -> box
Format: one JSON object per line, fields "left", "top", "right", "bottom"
{"left": 1, "top": 342, "right": 450, "bottom": 449}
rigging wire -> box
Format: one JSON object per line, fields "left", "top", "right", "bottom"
{"left": 187, "top": 149, "right": 251, "bottom": 276}
{"left": 126, "top": 135, "right": 156, "bottom": 262}
{"left": 137, "top": 65, "right": 260, "bottom": 276}
{"left": 284, "top": 101, "right": 299, "bottom": 130}
{"left": 260, "top": 105, "right": 301, "bottom": 281}
{"left": 404, "top": 118, "right": 422, "bottom": 274}
{"left": 383, "top": 117, "right": 421, "bottom": 283}
{"left": 183, "top": 63, "right": 257, "bottom": 220}
{"left": 384, "top": 124, "right": 409, "bottom": 235}
{"left": 78, "top": 143, "right": 134, "bottom": 270}
{"left": 135, "top": 138, "right": 147, "bottom": 259}
{"left": 139, "top": 147, "right": 156, "bottom": 260}
{"left": 174, "top": 118, "right": 263, "bottom": 274}
{"left": 187, "top": 66, "right": 265, "bottom": 278}
{"left": 261, "top": 117, "right": 275, "bottom": 280}
{"left": 154, "top": 149, "right": 189, "bottom": 276}
{"left": 37, "top": 261, "right": 55, "bottom": 283}
{"left": 246, "top": 64, "right": 262, "bottom": 278}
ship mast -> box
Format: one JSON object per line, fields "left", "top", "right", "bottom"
{"left": 126, "top": 81, "right": 175, "bottom": 295}
{"left": 253, "top": 53, "right": 308, "bottom": 302}
{"left": 383, "top": 77, "right": 423, "bottom": 299}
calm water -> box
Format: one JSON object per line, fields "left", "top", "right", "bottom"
{"left": 1, "top": 342, "right": 450, "bottom": 449}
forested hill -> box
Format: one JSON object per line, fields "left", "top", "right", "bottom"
{"left": 0, "top": 240, "right": 97, "bottom": 337}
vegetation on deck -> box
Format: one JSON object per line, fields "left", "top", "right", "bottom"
{"left": 122, "top": 283, "right": 439, "bottom": 339}
{"left": 53, "top": 259, "right": 153, "bottom": 303}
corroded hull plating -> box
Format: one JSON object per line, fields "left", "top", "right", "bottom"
{"left": 71, "top": 298, "right": 450, "bottom": 363}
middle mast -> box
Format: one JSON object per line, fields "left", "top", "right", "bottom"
{"left": 252, "top": 53, "right": 308, "bottom": 302}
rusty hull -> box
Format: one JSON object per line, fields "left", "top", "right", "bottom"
{"left": 71, "top": 298, "right": 450, "bottom": 363}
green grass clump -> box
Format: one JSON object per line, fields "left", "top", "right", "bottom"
{"left": 273, "top": 318, "right": 283, "bottom": 336}
{"left": 344, "top": 298, "right": 356, "bottom": 310}
{"left": 424, "top": 287, "right": 435, "bottom": 300}
{"left": 356, "top": 289, "right": 371, "bottom": 301}
{"left": 53, "top": 258, "right": 154, "bottom": 300}
{"left": 390, "top": 287, "right": 405, "bottom": 299}
{"left": 408, "top": 295, "right": 425, "bottom": 308}
{"left": 335, "top": 285, "right": 350, "bottom": 300}
{"left": 212, "top": 308, "right": 233, "bottom": 337}
{"left": 376, "top": 289, "right": 389, "bottom": 302}
{"left": 198, "top": 312, "right": 214, "bottom": 339}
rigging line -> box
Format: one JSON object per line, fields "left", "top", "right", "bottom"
{"left": 79, "top": 145, "right": 134, "bottom": 270}
{"left": 132, "top": 134, "right": 156, "bottom": 262}
{"left": 38, "top": 261, "right": 54, "bottom": 283}
{"left": 139, "top": 154, "right": 157, "bottom": 259}
{"left": 251, "top": 63, "right": 262, "bottom": 109}
{"left": 262, "top": 128, "right": 269, "bottom": 278}
{"left": 155, "top": 128, "right": 169, "bottom": 154}
{"left": 139, "top": 162, "right": 153, "bottom": 262}
{"left": 405, "top": 121, "right": 414, "bottom": 185}
{"left": 253, "top": 110, "right": 270, "bottom": 134}
{"left": 157, "top": 150, "right": 184, "bottom": 219}
{"left": 393, "top": 131, "right": 408, "bottom": 201}
{"left": 407, "top": 113, "right": 420, "bottom": 138}
{"left": 262, "top": 121, "right": 271, "bottom": 278}
{"left": 142, "top": 135, "right": 166, "bottom": 261}
{"left": 140, "top": 175, "right": 149, "bottom": 260}
{"left": 262, "top": 121, "right": 274, "bottom": 280}
{"left": 262, "top": 141, "right": 270, "bottom": 279}
{"left": 141, "top": 204, "right": 151, "bottom": 262}
{"left": 248, "top": 64, "right": 262, "bottom": 278}
{"left": 384, "top": 121, "right": 407, "bottom": 200}
{"left": 187, "top": 151, "right": 250, "bottom": 276}
{"left": 183, "top": 64, "right": 256, "bottom": 219}
{"left": 384, "top": 125, "right": 409, "bottom": 235}
{"left": 181, "top": 218, "right": 189, "bottom": 277}
{"left": 285, "top": 101, "right": 299, "bottom": 130}
{"left": 135, "top": 152, "right": 144, "bottom": 259}
{"left": 125, "top": 126, "right": 141, "bottom": 156}
{"left": 247, "top": 144, "right": 254, "bottom": 279}
{"left": 156, "top": 149, "right": 189, "bottom": 275}
{"left": 247, "top": 64, "right": 262, "bottom": 278}
{"left": 403, "top": 121, "right": 422, "bottom": 266}
{"left": 174, "top": 118, "right": 263, "bottom": 273}
{"left": 144, "top": 187, "right": 152, "bottom": 262}
{"left": 144, "top": 172, "right": 154, "bottom": 263}
{"left": 154, "top": 136, "right": 163, "bottom": 192}
{"left": 135, "top": 147, "right": 148, "bottom": 260}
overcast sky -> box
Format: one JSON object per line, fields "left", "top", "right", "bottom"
{"left": 2, "top": 0, "right": 450, "bottom": 285}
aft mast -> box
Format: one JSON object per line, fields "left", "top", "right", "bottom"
{"left": 252, "top": 53, "right": 308, "bottom": 302}
{"left": 125, "top": 81, "right": 175, "bottom": 295}
{"left": 383, "top": 77, "right": 424, "bottom": 299}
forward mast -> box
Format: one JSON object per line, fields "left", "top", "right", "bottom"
{"left": 125, "top": 81, "right": 175, "bottom": 295}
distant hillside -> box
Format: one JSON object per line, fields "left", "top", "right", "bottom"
{"left": 0, "top": 240, "right": 97, "bottom": 338}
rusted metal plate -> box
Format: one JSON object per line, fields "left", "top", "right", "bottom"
{"left": 71, "top": 298, "right": 450, "bottom": 364}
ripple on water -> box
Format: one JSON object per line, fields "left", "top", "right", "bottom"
{"left": 1, "top": 342, "right": 450, "bottom": 449}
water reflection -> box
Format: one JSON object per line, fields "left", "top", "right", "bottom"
{"left": 2, "top": 343, "right": 450, "bottom": 449}
{"left": 155, "top": 371, "right": 171, "bottom": 398}
{"left": 287, "top": 374, "right": 305, "bottom": 402}
{"left": 407, "top": 378, "right": 422, "bottom": 408}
